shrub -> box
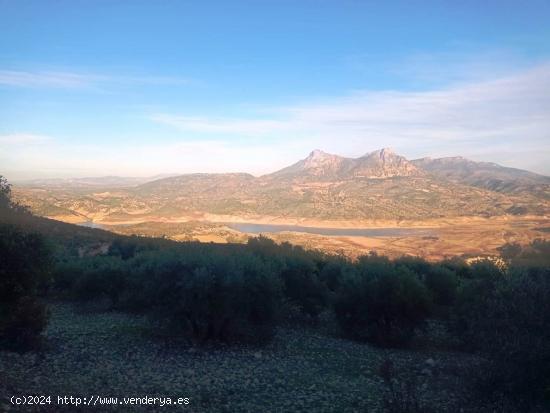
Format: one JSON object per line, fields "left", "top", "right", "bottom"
{"left": 51, "top": 259, "right": 84, "bottom": 297}
{"left": 108, "top": 238, "right": 138, "bottom": 260}
{"left": 395, "top": 257, "right": 459, "bottom": 308}
{"left": 150, "top": 253, "right": 282, "bottom": 345}
{"left": 424, "top": 265, "right": 458, "bottom": 306}
{"left": 53, "top": 256, "right": 129, "bottom": 308}
{"left": 334, "top": 264, "right": 432, "bottom": 347}
{"left": 319, "top": 258, "right": 355, "bottom": 292}
{"left": 0, "top": 296, "right": 49, "bottom": 351}
{"left": 0, "top": 224, "right": 52, "bottom": 351}
{"left": 451, "top": 260, "right": 503, "bottom": 348}
{"left": 454, "top": 266, "right": 550, "bottom": 403}
{"left": 504, "top": 239, "right": 550, "bottom": 268}
{"left": 248, "top": 236, "right": 329, "bottom": 319}
{"left": 279, "top": 256, "right": 328, "bottom": 320}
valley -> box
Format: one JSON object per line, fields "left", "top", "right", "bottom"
{"left": 12, "top": 148, "right": 550, "bottom": 260}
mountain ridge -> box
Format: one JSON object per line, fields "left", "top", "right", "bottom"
{"left": 11, "top": 148, "right": 550, "bottom": 222}
{"left": 263, "top": 147, "right": 423, "bottom": 181}
{"left": 411, "top": 156, "right": 550, "bottom": 198}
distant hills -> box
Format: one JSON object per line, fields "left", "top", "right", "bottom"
{"left": 411, "top": 156, "right": 550, "bottom": 198}
{"left": 11, "top": 149, "right": 550, "bottom": 222}
{"left": 14, "top": 174, "right": 178, "bottom": 189}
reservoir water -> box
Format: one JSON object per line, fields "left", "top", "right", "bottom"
{"left": 226, "top": 223, "right": 435, "bottom": 237}
{"left": 78, "top": 221, "right": 104, "bottom": 229}
{"left": 78, "top": 220, "right": 436, "bottom": 238}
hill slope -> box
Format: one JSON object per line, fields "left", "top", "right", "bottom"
{"left": 11, "top": 149, "right": 550, "bottom": 222}
{"left": 412, "top": 157, "right": 550, "bottom": 199}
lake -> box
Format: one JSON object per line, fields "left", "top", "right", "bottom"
{"left": 78, "top": 221, "right": 105, "bottom": 229}
{"left": 226, "top": 223, "right": 436, "bottom": 237}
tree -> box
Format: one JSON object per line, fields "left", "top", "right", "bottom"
{"left": 0, "top": 224, "right": 53, "bottom": 350}
{"left": 0, "top": 175, "right": 11, "bottom": 209}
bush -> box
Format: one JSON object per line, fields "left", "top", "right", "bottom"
{"left": 52, "top": 256, "right": 129, "bottom": 308}
{"left": 334, "top": 264, "right": 432, "bottom": 347}
{"left": 319, "top": 258, "right": 354, "bottom": 292}
{"left": 395, "top": 257, "right": 459, "bottom": 308}
{"left": 424, "top": 265, "right": 458, "bottom": 306}
{"left": 454, "top": 266, "right": 550, "bottom": 403}
{"left": 108, "top": 238, "right": 138, "bottom": 260}
{"left": 279, "top": 256, "right": 328, "bottom": 320}
{"left": 248, "top": 236, "right": 329, "bottom": 320}
{"left": 149, "top": 252, "right": 282, "bottom": 345}
{"left": 502, "top": 239, "right": 550, "bottom": 268}
{"left": 0, "top": 224, "right": 52, "bottom": 351}
{"left": 451, "top": 260, "right": 503, "bottom": 348}
{"left": 0, "top": 296, "right": 49, "bottom": 351}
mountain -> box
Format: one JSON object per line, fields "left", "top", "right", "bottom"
{"left": 135, "top": 173, "right": 255, "bottom": 196}
{"left": 267, "top": 149, "right": 354, "bottom": 180}
{"left": 266, "top": 148, "right": 422, "bottom": 180}
{"left": 351, "top": 148, "right": 422, "bottom": 178}
{"left": 11, "top": 149, "right": 550, "bottom": 222}
{"left": 412, "top": 157, "right": 550, "bottom": 198}
{"left": 14, "top": 174, "right": 178, "bottom": 189}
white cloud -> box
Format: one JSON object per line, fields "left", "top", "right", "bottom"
{"left": 2, "top": 63, "right": 549, "bottom": 178}
{"left": 0, "top": 70, "right": 195, "bottom": 89}
{"left": 0, "top": 71, "right": 95, "bottom": 88}
{"left": 150, "top": 114, "right": 288, "bottom": 135}
{"left": 0, "top": 133, "right": 53, "bottom": 145}
{"left": 150, "top": 63, "right": 550, "bottom": 173}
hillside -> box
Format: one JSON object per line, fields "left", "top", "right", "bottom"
{"left": 412, "top": 157, "right": 550, "bottom": 199}
{"left": 11, "top": 148, "right": 550, "bottom": 223}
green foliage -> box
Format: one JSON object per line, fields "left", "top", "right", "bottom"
{"left": 453, "top": 265, "right": 550, "bottom": 402}
{"left": 0, "top": 175, "right": 11, "bottom": 209}
{"left": 335, "top": 261, "right": 432, "bottom": 347}
{"left": 451, "top": 260, "right": 503, "bottom": 348}
{"left": 248, "top": 236, "right": 329, "bottom": 319}
{"left": 0, "top": 224, "right": 52, "bottom": 351}
{"left": 108, "top": 238, "right": 138, "bottom": 260}
{"left": 319, "top": 257, "right": 354, "bottom": 292}
{"left": 395, "top": 256, "right": 458, "bottom": 307}
{"left": 146, "top": 252, "right": 282, "bottom": 344}
{"left": 52, "top": 256, "right": 128, "bottom": 308}
{"left": 279, "top": 256, "right": 328, "bottom": 319}
{"left": 424, "top": 266, "right": 459, "bottom": 306}
{"left": 497, "top": 242, "right": 522, "bottom": 260}
{"left": 501, "top": 239, "right": 550, "bottom": 267}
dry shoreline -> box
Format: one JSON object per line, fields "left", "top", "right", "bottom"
{"left": 51, "top": 213, "right": 550, "bottom": 230}
{"left": 45, "top": 213, "right": 550, "bottom": 261}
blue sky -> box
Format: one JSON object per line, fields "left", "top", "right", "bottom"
{"left": 1, "top": 0, "right": 549, "bottom": 179}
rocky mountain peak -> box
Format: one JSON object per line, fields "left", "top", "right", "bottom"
{"left": 355, "top": 148, "right": 422, "bottom": 178}
{"left": 308, "top": 149, "right": 330, "bottom": 158}
{"left": 378, "top": 147, "right": 395, "bottom": 158}
{"left": 301, "top": 150, "right": 347, "bottom": 176}
{"left": 268, "top": 148, "right": 423, "bottom": 180}
{"left": 362, "top": 147, "right": 397, "bottom": 160}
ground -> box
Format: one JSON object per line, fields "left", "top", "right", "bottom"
{"left": 0, "top": 304, "right": 528, "bottom": 413}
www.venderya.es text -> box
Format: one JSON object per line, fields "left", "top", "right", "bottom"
{"left": 10, "top": 395, "right": 190, "bottom": 407}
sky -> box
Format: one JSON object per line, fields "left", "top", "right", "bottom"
{"left": 1, "top": 0, "right": 549, "bottom": 180}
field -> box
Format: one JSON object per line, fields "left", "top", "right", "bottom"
{"left": 1, "top": 303, "right": 501, "bottom": 413}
